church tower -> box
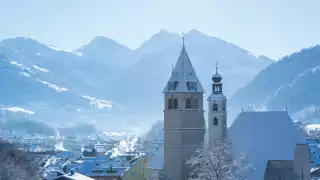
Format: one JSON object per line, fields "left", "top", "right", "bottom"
{"left": 163, "top": 38, "right": 205, "bottom": 180}
{"left": 207, "top": 63, "right": 227, "bottom": 149}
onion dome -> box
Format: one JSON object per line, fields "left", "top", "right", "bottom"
{"left": 212, "top": 73, "right": 222, "bottom": 82}
{"left": 212, "top": 62, "right": 222, "bottom": 82}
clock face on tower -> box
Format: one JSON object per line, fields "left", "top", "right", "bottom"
{"left": 187, "top": 82, "right": 197, "bottom": 91}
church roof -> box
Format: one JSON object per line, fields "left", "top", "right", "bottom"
{"left": 228, "top": 111, "right": 306, "bottom": 180}
{"left": 207, "top": 93, "right": 227, "bottom": 101}
{"left": 162, "top": 43, "right": 204, "bottom": 93}
{"left": 147, "top": 145, "right": 164, "bottom": 169}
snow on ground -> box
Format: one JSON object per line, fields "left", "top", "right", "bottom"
{"left": 103, "top": 132, "right": 132, "bottom": 138}
{"left": 81, "top": 95, "right": 114, "bottom": 109}
{"left": 305, "top": 124, "right": 320, "bottom": 131}
{"left": 63, "top": 49, "right": 83, "bottom": 56}
{"left": 10, "top": 61, "right": 31, "bottom": 71}
{"left": 45, "top": 44, "right": 82, "bottom": 56}
{"left": 19, "top": 72, "right": 30, "bottom": 77}
{"left": 71, "top": 51, "right": 83, "bottom": 56}
{"left": 45, "top": 44, "right": 61, "bottom": 51}
{"left": 36, "top": 79, "right": 68, "bottom": 92}
{"left": 32, "top": 65, "right": 49, "bottom": 72}
{"left": 2, "top": 107, "right": 35, "bottom": 115}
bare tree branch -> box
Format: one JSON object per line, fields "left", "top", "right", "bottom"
{"left": 0, "top": 141, "right": 45, "bottom": 180}
{"left": 186, "top": 140, "right": 255, "bottom": 180}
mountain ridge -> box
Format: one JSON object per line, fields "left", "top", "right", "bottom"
{"left": 0, "top": 29, "right": 274, "bottom": 132}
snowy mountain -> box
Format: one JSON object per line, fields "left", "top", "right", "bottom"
{"left": 0, "top": 46, "right": 117, "bottom": 130}
{"left": 230, "top": 46, "right": 320, "bottom": 122}
{"left": 75, "top": 36, "right": 137, "bottom": 78}
{"left": 108, "top": 29, "right": 272, "bottom": 113}
{"left": 0, "top": 30, "right": 273, "bottom": 131}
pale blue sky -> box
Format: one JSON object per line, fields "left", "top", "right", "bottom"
{"left": 0, "top": 0, "right": 319, "bottom": 59}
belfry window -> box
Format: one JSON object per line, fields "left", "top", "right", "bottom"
{"left": 167, "top": 98, "right": 173, "bottom": 109}
{"left": 186, "top": 98, "right": 191, "bottom": 109}
{"left": 186, "top": 97, "right": 198, "bottom": 109}
{"left": 173, "top": 98, "right": 178, "bottom": 109}
{"left": 213, "top": 103, "right": 218, "bottom": 111}
{"left": 191, "top": 98, "right": 198, "bottom": 109}
{"left": 213, "top": 117, "right": 218, "bottom": 126}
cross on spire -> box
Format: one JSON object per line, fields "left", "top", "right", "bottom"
{"left": 181, "top": 33, "right": 185, "bottom": 46}
{"left": 216, "top": 61, "right": 218, "bottom": 74}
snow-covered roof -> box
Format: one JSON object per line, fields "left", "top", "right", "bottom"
{"left": 56, "top": 151, "right": 73, "bottom": 158}
{"left": 56, "top": 172, "right": 94, "bottom": 180}
{"left": 77, "top": 158, "right": 128, "bottom": 177}
{"left": 163, "top": 43, "right": 205, "bottom": 93}
{"left": 228, "top": 111, "right": 306, "bottom": 180}
{"left": 147, "top": 145, "right": 163, "bottom": 169}
{"left": 207, "top": 93, "right": 227, "bottom": 101}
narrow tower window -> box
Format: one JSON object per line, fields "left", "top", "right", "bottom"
{"left": 167, "top": 98, "right": 173, "bottom": 109}
{"left": 213, "top": 103, "right": 218, "bottom": 111}
{"left": 173, "top": 98, "right": 178, "bottom": 109}
{"left": 213, "top": 117, "right": 218, "bottom": 126}
{"left": 186, "top": 98, "right": 191, "bottom": 109}
{"left": 222, "top": 102, "right": 226, "bottom": 111}
{"left": 191, "top": 98, "right": 198, "bottom": 109}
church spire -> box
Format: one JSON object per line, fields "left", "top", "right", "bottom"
{"left": 212, "top": 62, "right": 223, "bottom": 93}
{"left": 163, "top": 36, "right": 205, "bottom": 93}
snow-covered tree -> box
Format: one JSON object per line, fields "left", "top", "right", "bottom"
{"left": 186, "top": 140, "right": 254, "bottom": 180}
{"left": 0, "top": 142, "right": 44, "bottom": 180}
{"left": 149, "top": 171, "right": 160, "bottom": 180}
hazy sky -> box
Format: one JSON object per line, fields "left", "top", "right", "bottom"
{"left": 1, "top": 0, "right": 319, "bottom": 59}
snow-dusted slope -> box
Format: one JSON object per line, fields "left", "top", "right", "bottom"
{"left": 0, "top": 51, "right": 117, "bottom": 129}
{"left": 228, "top": 111, "right": 306, "bottom": 180}
{"left": 230, "top": 46, "right": 320, "bottom": 122}
{"left": 266, "top": 66, "right": 320, "bottom": 113}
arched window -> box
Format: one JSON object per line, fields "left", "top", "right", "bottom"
{"left": 213, "top": 117, "right": 218, "bottom": 126}
{"left": 191, "top": 98, "right": 198, "bottom": 109}
{"left": 213, "top": 103, "right": 218, "bottom": 111}
{"left": 185, "top": 98, "right": 191, "bottom": 109}
{"left": 167, "top": 98, "right": 173, "bottom": 109}
{"left": 173, "top": 98, "right": 178, "bottom": 109}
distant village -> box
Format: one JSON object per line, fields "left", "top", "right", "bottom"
{"left": 1, "top": 39, "right": 320, "bottom": 180}
{"left": 0, "top": 129, "right": 163, "bottom": 180}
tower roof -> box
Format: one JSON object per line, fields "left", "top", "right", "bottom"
{"left": 163, "top": 41, "right": 205, "bottom": 93}
{"left": 212, "top": 62, "right": 222, "bottom": 83}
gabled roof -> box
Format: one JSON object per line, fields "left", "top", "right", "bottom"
{"left": 228, "top": 111, "right": 306, "bottom": 180}
{"left": 163, "top": 43, "right": 204, "bottom": 93}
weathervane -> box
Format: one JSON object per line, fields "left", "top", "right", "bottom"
{"left": 181, "top": 32, "right": 185, "bottom": 45}
{"left": 216, "top": 61, "right": 218, "bottom": 74}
